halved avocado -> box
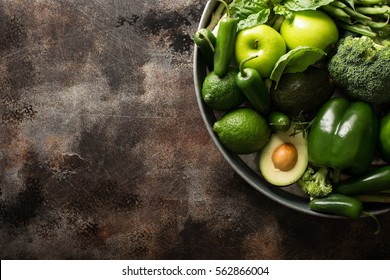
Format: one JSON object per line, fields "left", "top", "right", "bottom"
{"left": 259, "top": 126, "right": 308, "bottom": 186}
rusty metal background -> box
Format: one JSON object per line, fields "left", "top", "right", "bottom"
{"left": 1, "top": 0, "right": 390, "bottom": 260}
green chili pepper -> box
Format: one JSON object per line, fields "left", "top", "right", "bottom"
{"left": 235, "top": 56, "right": 271, "bottom": 115}
{"left": 309, "top": 193, "right": 363, "bottom": 218}
{"left": 310, "top": 193, "right": 381, "bottom": 233}
{"left": 335, "top": 166, "right": 390, "bottom": 196}
{"left": 213, "top": 0, "right": 238, "bottom": 77}
{"left": 194, "top": 28, "right": 216, "bottom": 71}
{"left": 308, "top": 97, "right": 378, "bottom": 182}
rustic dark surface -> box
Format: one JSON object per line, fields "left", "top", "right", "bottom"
{"left": 1, "top": 0, "right": 390, "bottom": 260}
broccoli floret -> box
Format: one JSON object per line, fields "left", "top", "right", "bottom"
{"left": 327, "top": 35, "right": 390, "bottom": 105}
{"left": 297, "top": 167, "right": 332, "bottom": 198}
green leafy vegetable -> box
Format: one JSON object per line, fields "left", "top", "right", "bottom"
{"left": 273, "top": 4, "right": 295, "bottom": 21}
{"left": 327, "top": 35, "right": 390, "bottom": 104}
{"left": 319, "top": 0, "right": 390, "bottom": 38}
{"left": 229, "top": 0, "right": 271, "bottom": 31}
{"left": 284, "top": 0, "right": 334, "bottom": 11}
{"left": 238, "top": 9, "right": 271, "bottom": 31}
{"left": 228, "top": 0, "right": 338, "bottom": 31}
{"left": 229, "top": 0, "right": 269, "bottom": 16}
{"left": 270, "top": 46, "right": 326, "bottom": 87}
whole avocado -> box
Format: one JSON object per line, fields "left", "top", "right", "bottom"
{"left": 201, "top": 68, "right": 245, "bottom": 111}
{"left": 271, "top": 67, "right": 335, "bottom": 116}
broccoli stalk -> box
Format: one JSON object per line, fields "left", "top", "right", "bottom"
{"left": 297, "top": 166, "right": 333, "bottom": 198}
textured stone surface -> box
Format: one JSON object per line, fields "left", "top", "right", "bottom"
{"left": 1, "top": 0, "right": 390, "bottom": 260}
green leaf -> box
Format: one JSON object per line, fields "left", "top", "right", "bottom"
{"left": 273, "top": 4, "right": 295, "bottom": 21}
{"left": 229, "top": 0, "right": 271, "bottom": 31}
{"left": 270, "top": 46, "right": 326, "bottom": 88}
{"left": 283, "top": 0, "right": 334, "bottom": 11}
{"left": 237, "top": 9, "right": 271, "bottom": 31}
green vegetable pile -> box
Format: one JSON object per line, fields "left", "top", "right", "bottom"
{"left": 328, "top": 35, "right": 390, "bottom": 104}
{"left": 320, "top": 0, "right": 390, "bottom": 38}
{"left": 194, "top": 0, "right": 390, "bottom": 225}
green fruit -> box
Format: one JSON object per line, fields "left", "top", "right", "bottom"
{"left": 213, "top": 108, "right": 271, "bottom": 154}
{"left": 271, "top": 67, "right": 335, "bottom": 116}
{"left": 259, "top": 126, "right": 308, "bottom": 186}
{"left": 268, "top": 111, "right": 291, "bottom": 132}
{"left": 235, "top": 24, "right": 287, "bottom": 78}
{"left": 280, "top": 10, "right": 338, "bottom": 54}
{"left": 202, "top": 68, "right": 245, "bottom": 111}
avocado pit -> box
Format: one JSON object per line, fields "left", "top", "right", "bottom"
{"left": 271, "top": 143, "right": 298, "bottom": 171}
{"left": 259, "top": 126, "right": 308, "bottom": 186}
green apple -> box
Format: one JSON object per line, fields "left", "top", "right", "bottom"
{"left": 235, "top": 24, "right": 287, "bottom": 78}
{"left": 280, "top": 10, "right": 339, "bottom": 53}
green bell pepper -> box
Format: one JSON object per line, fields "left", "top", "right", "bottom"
{"left": 379, "top": 111, "right": 390, "bottom": 163}
{"left": 308, "top": 97, "right": 378, "bottom": 181}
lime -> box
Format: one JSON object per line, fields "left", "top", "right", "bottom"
{"left": 202, "top": 68, "right": 245, "bottom": 111}
{"left": 213, "top": 108, "right": 271, "bottom": 154}
{"left": 268, "top": 111, "right": 291, "bottom": 132}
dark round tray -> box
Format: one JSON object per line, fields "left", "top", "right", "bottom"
{"left": 193, "top": 0, "right": 390, "bottom": 218}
